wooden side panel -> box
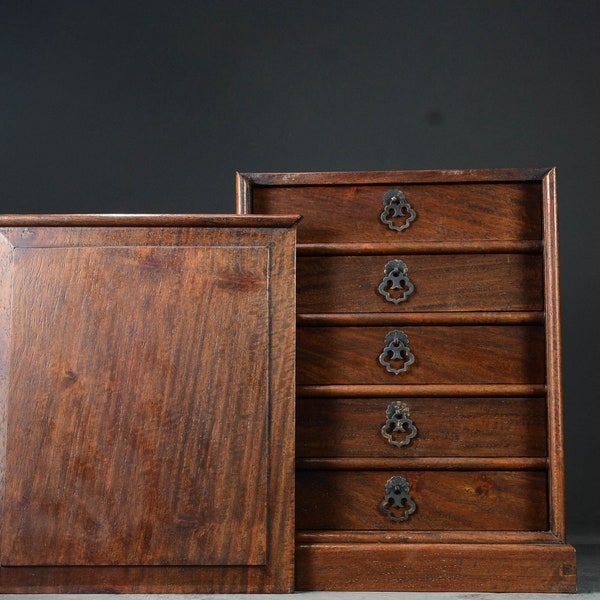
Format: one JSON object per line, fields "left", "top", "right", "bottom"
{"left": 296, "top": 397, "right": 547, "bottom": 458}
{"left": 295, "top": 543, "right": 577, "bottom": 592}
{"left": 0, "top": 222, "right": 298, "bottom": 592}
{"left": 296, "top": 470, "right": 548, "bottom": 531}
{"left": 3, "top": 245, "right": 269, "bottom": 566}
{"left": 297, "top": 326, "right": 546, "bottom": 385}
{"left": 253, "top": 183, "right": 542, "bottom": 243}
{"left": 298, "top": 254, "right": 543, "bottom": 313}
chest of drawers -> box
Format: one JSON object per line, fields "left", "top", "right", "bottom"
{"left": 0, "top": 215, "right": 298, "bottom": 593}
{"left": 237, "top": 168, "right": 576, "bottom": 593}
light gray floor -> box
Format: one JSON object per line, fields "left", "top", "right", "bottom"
{"left": 1, "top": 544, "right": 597, "bottom": 599}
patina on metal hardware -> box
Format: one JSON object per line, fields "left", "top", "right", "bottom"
{"left": 380, "top": 475, "right": 416, "bottom": 523}
{"left": 378, "top": 259, "right": 414, "bottom": 304}
{"left": 378, "top": 330, "right": 415, "bottom": 374}
{"left": 380, "top": 189, "right": 416, "bottom": 232}
{"left": 381, "top": 401, "right": 417, "bottom": 447}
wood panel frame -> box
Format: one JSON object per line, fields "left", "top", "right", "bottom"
{"left": 0, "top": 215, "right": 299, "bottom": 593}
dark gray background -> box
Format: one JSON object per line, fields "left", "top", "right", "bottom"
{"left": 1, "top": 1, "right": 598, "bottom": 542}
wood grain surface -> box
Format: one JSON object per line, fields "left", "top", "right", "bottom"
{"left": 296, "top": 470, "right": 548, "bottom": 531}
{"left": 297, "top": 325, "right": 546, "bottom": 385}
{"left": 250, "top": 182, "right": 542, "bottom": 243}
{"left": 296, "top": 396, "right": 547, "bottom": 458}
{"left": 295, "top": 542, "right": 576, "bottom": 592}
{"left": 0, "top": 221, "right": 297, "bottom": 592}
{"left": 298, "top": 253, "right": 543, "bottom": 313}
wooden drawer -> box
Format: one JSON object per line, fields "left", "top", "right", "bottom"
{"left": 252, "top": 183, "right": 542, "bottom": 244}
{"left": 297, "top": 254, "right": 543, "bottom": 313}
{"left": 296, "top": 397, "right": 547, "bottom": 458}
{"left": 297, "top": 326, "right": 545, "bottom": 385}
{"left": 296, "top": 470, "right": 548, "bottom": 531}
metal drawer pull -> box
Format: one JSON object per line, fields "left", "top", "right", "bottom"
{"left": 380, "top": 476, "right": 416, "bottom": 523}
{"left": 378, "top": 259, "right": 414, "bottom": 304}
{"left": 380, "top": 189, "right": 416, "bottom": 232}
{"left": 381, "top": 401, "right": 417, "bottom": 447}
{"left": 378, "top": 330, "right": 415, "bottom": 374}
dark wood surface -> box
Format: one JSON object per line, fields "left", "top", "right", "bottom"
{"left": 249, "top": 182, "right": 542, "bottom": 243}
{"left": 297, "top": 396, "right": 547, "bottom": 457}
{"left": 0, "top": 219, "right": 297, "bottom": 592}
{"left": 295, "top": 543, "right": 577, "bottom": 592}
{"left": 297, "top": 325, "right": 546, "bottom": 385}
{"left": 298, "top": 253, "right": 543, "bottom": 313}
{"left": 296, "top": 470, "right": 548, "bottom": 531}
{"left": 237, "top": 168, "right": 575, "bottom": 593}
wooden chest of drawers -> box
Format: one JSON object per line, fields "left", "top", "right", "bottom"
{"left": 0, "top": 215, "right": 298, "bottom": 593}
{"left": 237, "top": 168, "right": 576, "bottom": 593}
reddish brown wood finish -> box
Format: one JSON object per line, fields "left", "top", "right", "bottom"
{"left": 296, "top": 470, "right": 548, "bottom": 531}
{"left": 297, "top": 325, "right": 546, "bottom": 385}
{"left": 298, "top": 254, "right": 543, "bottom": 313}
{"left": 0, "top": 216, "right": 298, "bottom": 592}
{"left": 295, "top": 543, "right": 577, "bottom": 593}
{"left": 237, "top": 168, "right": 575, "bottom": 593}
{"left": 297, "top": 396, "right": 547, "bottom": 457}
{"left": 248, "top": 183, "right": 542, "bottom": 243}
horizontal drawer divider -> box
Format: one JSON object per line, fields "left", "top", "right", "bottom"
{"left": 295, "top": 457, "right": 548, "bottom": 471}
{"left": 297, "top": 240, "right": 543, "bottom": 256}
{"left": 297, "top": 384, "right": 546, "bottom": 398}
{"left": 298, "top": 312, "right": 545, "bottom": 326}
{"left": 295, "top": 530, "right": 559, "bottom": 545}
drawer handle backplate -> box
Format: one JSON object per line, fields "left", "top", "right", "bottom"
{"left": 380, "top": 189, "right": 416, "bottom": 232}
{"left": 379, "top": 330, "right": 415, "bottom": 374}
{"left": 380, "top": 475, "right": 416, "bottom": 523}
{"left": 381, "top": 401, "right": 417, "bottom": 447}
{"left": 378, "top": 259, "right": 414, "bottom": 304}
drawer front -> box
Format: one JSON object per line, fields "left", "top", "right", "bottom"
{"left": 297, "top": 254, "right": 543, "bottom": 313}
{"left": 297, "top": 326, "right": 545, "bottom": 385}
{"left": 296, "top": 397, "right": 547, "bottom": 458}
{"left": 296, "top": 470, "right": 548, "bottom": 531}
{"left": 252, "top": 183, "right": 542, "bottom": 243}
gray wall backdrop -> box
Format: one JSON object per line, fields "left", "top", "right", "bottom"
{"left": 2, "top": 1, "right": 598, "bottom": 542}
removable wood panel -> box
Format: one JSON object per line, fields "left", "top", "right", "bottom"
{"left": 297, "top": 326, "right": 546, "bottom": 385}
{"left": 252, "top": 183, "right": 542, "bottom": 243}
{"left": 296, "top": 397, "right": 547, "bottom": 458}
{"left": 296, "top": 470, "right": 549, "bottom": 531}
{"left": 3, "top": 245, "right": 269, "bottom": 566}
{"left": 0, "top": 216, "right": 298, "bottom": 593}
{"left": 298, "top": 254, "right": 543, "bottom": 313}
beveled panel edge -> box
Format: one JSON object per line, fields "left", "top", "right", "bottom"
{"left": 238, "top": 167, "right": 553, "bottom": 187}
{"left": 0, "top": 214, "right": 302, "bottom": 228}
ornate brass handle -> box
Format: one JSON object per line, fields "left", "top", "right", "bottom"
{"left": 380, "top": 189, "right": 416, "bottom": 232}
{"left": 380, "top": 476, "right": 416, "bottom": 522}
{"left": 378, "top": 259, "right": 414, "bottom": 304}
{"left": 378, "top": 330, "right": 415, "bottom": 374}
{"left": 381, "top": 401, "right": 417, "bottom": 447}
